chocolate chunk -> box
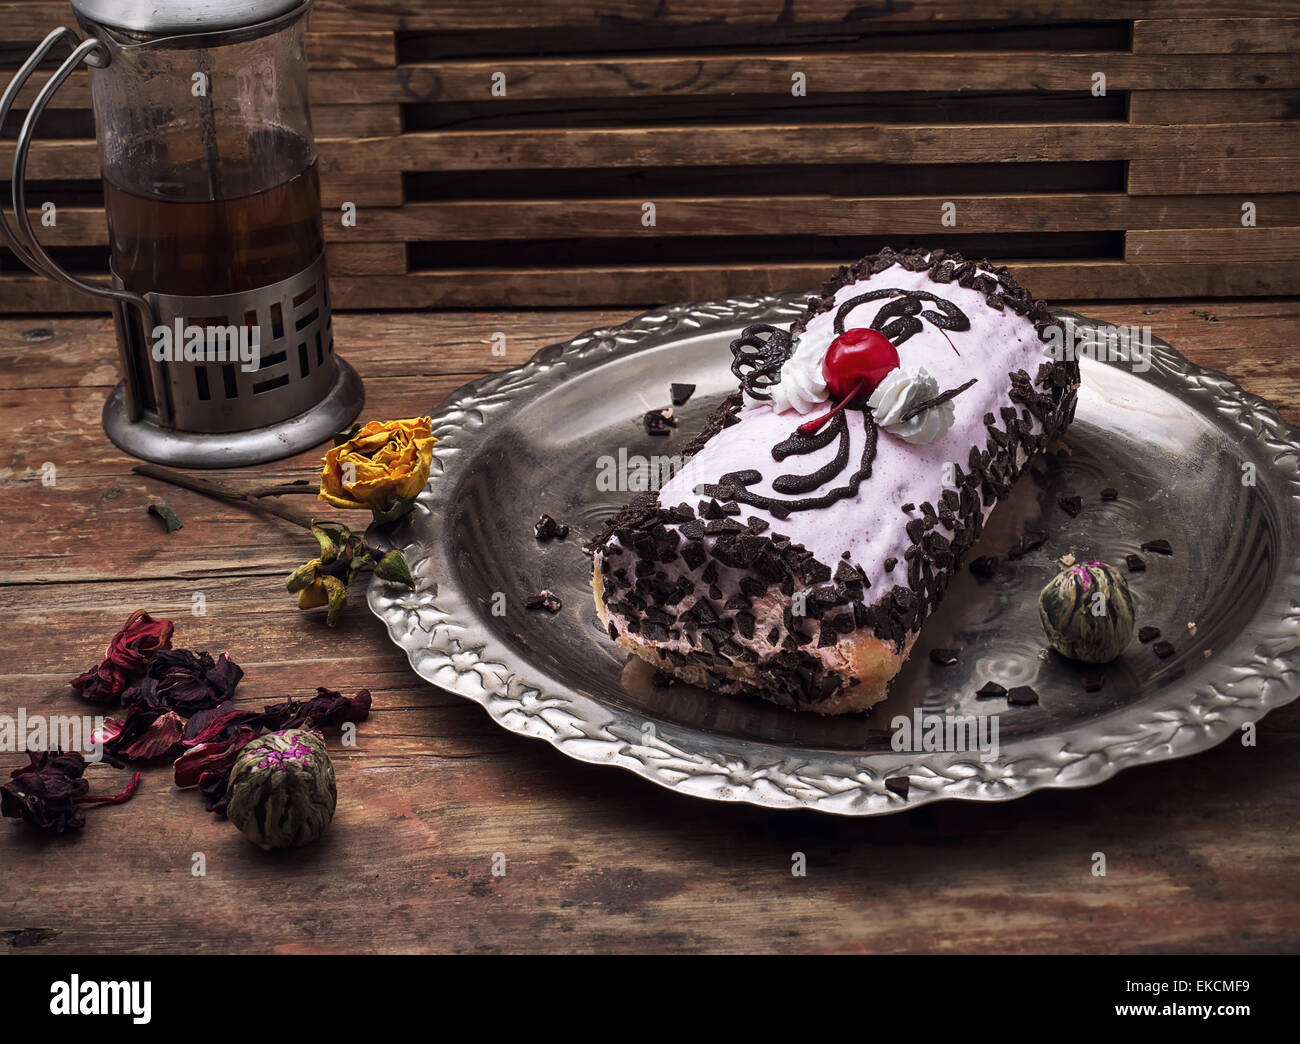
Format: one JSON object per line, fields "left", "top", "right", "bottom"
{"left": 884, "top": 776, "right": 910, "bottom": 798}
{"left": 884, "top": 557, "right": 898, "bottom": 572}
{"left": 967, "top": 555, "right": 998, "bottom": 579}
{"left": 534, "top": 513, "right": 570, "bottom": 541}
{"left": 652, "top": 670, "right": 677, "bottom": 689}
{"left": 1057, "top": 494, "right": 1082, "bottom": 518}
{"left": 1083, "top": 673, "right": 1105, "bottom": 692}
{"left": 643, "top": 407, "right": 677, "bottom": 436}
{"left": 901, "top": 502, "right": 915, "bottom": 513}
{"left": 975, "top": 681, "right": 1006, "bottom": 700}
{"left": 670, "top": 383, "right": 696, "bottom": 406}
{"left": 1125, "top": 553, "right": 1146, "bottom": 573}
{"left": 1141, "top": 538, "right": 1173, "bottom": 556}
{"left": 747, "top": 516, "right": 770, "bottom": 534}
{"left": 1153, "top": 640, "right": 1175, "bottom": 660}
{"left": 1006, "top": 685, "right": 1039, "bottom": 706}
{"left": 1100, "top": 487, "right": 1118, "bottom": 501}
{"left": 681, "top": 542, "right": 706, "bottom": 571}
{"left": 929, "top": 647, "right": 959, "bottom": 666}
{"left": 1138, "top": 626, "right": 1161, "bottom": 643}
{"left": 525, "top": 589, "right": 562, "bottom": 613}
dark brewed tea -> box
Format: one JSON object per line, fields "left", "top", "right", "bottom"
{"left": 104, "top": 160, "right": 324, "bottom": 298}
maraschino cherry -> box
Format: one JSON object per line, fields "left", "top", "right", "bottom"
{"left": 796, "top": 328, "right": 899, "bottom": 436}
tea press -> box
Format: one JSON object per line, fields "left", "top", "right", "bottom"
{"left": 0, "top": 0, "right": 363, "bottom": 467}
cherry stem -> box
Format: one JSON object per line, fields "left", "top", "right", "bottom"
{"left": 79, "top": 771, "right": 142, "bottom": 806}
{"left": 797, "top": 378, "right": 866, "bottom": 437}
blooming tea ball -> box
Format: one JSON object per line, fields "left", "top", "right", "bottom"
{"left": 225, "top": 729, "right": 336, "bottom": 849}
{"left": 1038, "top": 560, "right": 1135, "bottom": 664}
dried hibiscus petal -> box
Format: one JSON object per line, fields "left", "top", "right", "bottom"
{"left": 173, "top": 726, "right": 259, "bottom": 789}
{"left": 70, "top": 610, "right": 174, "bottom": 705}
{"left": 106, "top": 710, "right": 185, "bottom": 763}
{"left": 263, "top": 687, "right": 371, "bottom": 730}
{"left": 1, "top": 751, "right": 139, "bottom": 832}
{"left": 124, "top": 649, "right": 243, "bottom": 716}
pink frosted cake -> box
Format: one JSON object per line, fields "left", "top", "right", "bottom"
{"left": 590, "top": 247, "right": 1079, "bottom": 714}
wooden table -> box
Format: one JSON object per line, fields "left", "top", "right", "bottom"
{"left": 2, "top": 300, "right": 1298, "bottom": 954}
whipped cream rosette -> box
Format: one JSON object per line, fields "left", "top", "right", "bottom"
{"left": 590, "top": 247, "right": 1079, "bottom": 714}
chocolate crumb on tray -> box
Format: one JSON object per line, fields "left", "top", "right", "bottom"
{"left": 1083, "top": 672, "right": 1105, "bottom": 692}
{"left": 1007, "top": 685, "right": 1040, "bottom": 706}
{"left": 1126, "top": 553, "right": 1146, "bottom": 573}
{"left": 1140, "top": 538, "right": 1173, "bottom": 556}
{"left": 929, "top": 647, "right": 960, "bottom": 666}
{"left": 967, "top": 555, "right": 998, "bottom": 579}
{"left": 526, "top": 590, "right": 563, "bottom": 613}
{"left": 643, "top": 407, "right": 677, "bottom": 437}
{"left": 975, "top": 681, "right": 1007, "bottom": 700}
{"left": 1138, "top": 626, "right": 1161, "bottom": 643}
{"left": 884, "top": 776, "right": 910, "bottom": 798}
{"left": 1152, "top": 639, "right": 1175, "bottom": 660}
{"left": 670, "top": 383, "right": 696, "bottom": 406}
{"left": 1057, "top": 494, "right": 1082, "bottom": 518}
{"left": 534, "top": 514, "right": 570, "bottom": 541}
{"left": 1100, "top": 487, "right": 1118, "bottom": 501}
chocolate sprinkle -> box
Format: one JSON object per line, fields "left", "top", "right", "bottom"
{"left": 1057, "top": 494, "right": 1082, "bottom": 518}
{"left": 898, "top": 377, "right": 978, "bottom": 423}
{"left": 975, "top": 681, "right": 1007, "bottom": 700}
{"left": 1138, "top": 626, "right": 1162, "bottom": 643}
{"left": 1153, "top": 640, "right": 1175, "bottom": 660}
{"left": 929, "top": 647, "right": 960, "bottom": 666}
{"left": 1007, "top": 685, "right": 1040, "bottom": 706}
{"left": 1141, "top": 538, "right": 1173, "bottom": 556}
{"left": 1100, "top": 487, "right": 1118, "bottom": 501}
{"left": 967, "top": 555, "right": 998, "bottom": 579}
{"left": 1126, "top": 553, "right": 1146, "bottom": 573}
{"left": 884, "top": 776, "right": 910, "bottom": 798}
{"left": 670, "top": 383, "right": 696, "bottom": 406}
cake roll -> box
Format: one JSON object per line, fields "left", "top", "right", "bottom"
{"left": 590, "top": 247, "right": 1079, "bottom": 714}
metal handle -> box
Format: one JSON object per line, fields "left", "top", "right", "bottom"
{"left": 0, "top": 27, "right": 155, "bottom": 420}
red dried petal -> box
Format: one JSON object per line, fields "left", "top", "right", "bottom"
{"left": 70, "top": 610, "right": 174, "bottom": 705}
{"left": 173, "top": 727, "right": 258, "bottom": 789}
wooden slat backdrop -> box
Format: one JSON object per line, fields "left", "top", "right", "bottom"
{"left": 1, "top": 1, "right": 1298, "bottom": 310}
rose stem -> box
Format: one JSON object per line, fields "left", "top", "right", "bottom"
{"left": 80, "top": 770, "right": 141, "bottom": 806}
{"left": 797, "top": 377, "right": 865, "bottom": 437}
{"left": 133, "top": 463, "right": 316, "bottom": 530}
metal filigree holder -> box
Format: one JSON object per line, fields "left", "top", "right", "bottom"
{"left": 102, "top": 252, "right": 363, "bottom": 467}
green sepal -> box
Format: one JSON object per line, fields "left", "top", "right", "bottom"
{"left": 322, "top": 575, "right": 348, "bottom": 627}
{"left": 311, "top": 525, "right": 339, "bottom": 563}
{"left": 286, "top": 559, "right": 321, "bottom": 593}
{"left": 346, "top": 554, "right": 369, "bottom": 586}
{"left": 374, "top": 549, "right": 414, "bottom": 587}
{"left": 370, "top": 495, "right": 416, "bottom": 524}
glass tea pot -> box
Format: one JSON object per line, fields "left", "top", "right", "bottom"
{"left": 0, "top": 0, "right": 362, "bottom": 466}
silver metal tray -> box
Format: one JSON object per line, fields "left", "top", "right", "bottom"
{"left": 369, "top": 294, "right": 1300, "bottom": 815}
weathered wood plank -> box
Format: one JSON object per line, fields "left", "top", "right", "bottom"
{"left": 1132, "top": 17, "right": 1300, "bottom": 53}
{"left": 19, "top": 193, "right": 1300, "bottom": 247}
{"left": 15, "top": 53, "right": 1300, "bottom": 111}
{"left": 1128, "top": 89, "right": 1300, "bottom": 124}
{"left": 6, "top": 124, "right": 1298, "bottom": 180}
{"left": 6, "top": 2, "right": 1299, "bottom": 38}
{"left": 312, "top": 103, "right": 403, "bottom": 139}
{"left": 1128, "top": 156, "right": 1300, "bottom": 194}
{"left": 3, "top": 258, "right": 1296, "bottom": 313}
{"left": 1126, "top": 227, "right": 1300, "bottom": 263}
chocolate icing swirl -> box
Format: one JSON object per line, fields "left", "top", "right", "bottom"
{"left": 834, "top": 288, "right": 970, "bottom": 346}
{"left": 729, "top": 324, "right": 794, "bottom": 401}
